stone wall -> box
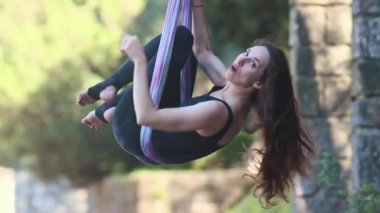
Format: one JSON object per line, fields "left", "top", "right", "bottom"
{"left": 0, "top": 167, "right": 88, "bottom": 213}
{"left": 351, "top": 0, "right": 380, "bottom": 194}
{"left": 14, "top": 171, "right": 88, "bottom": 213}
{"left": 0, "top": 168, "right": 250, "bottom": 213}
{"left": 87, "top": 169, "right": 251, "bottom": 213}
{"left": 289, "top": 0, "right": 353, "bottom": 212}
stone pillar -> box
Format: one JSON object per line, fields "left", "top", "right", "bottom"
{"left": 351, "top": 0, "right": 380, "bottom": 199}
{"left": 289, "top": 0, "right": 352, "bottom": 212}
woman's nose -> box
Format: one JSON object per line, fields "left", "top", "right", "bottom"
{"left": 238, "top": 57, "right": 248, "bottom": 66}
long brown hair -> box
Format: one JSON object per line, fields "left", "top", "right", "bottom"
{"left": 245, "top": 40, "right": 315, "bottom": 207}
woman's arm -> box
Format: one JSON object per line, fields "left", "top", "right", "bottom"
{"left": 192, "top": 0, "right": 227, "bottom": 86}
{"left": 121, "top": 34, "right": 228, "bottom": 133}
{"left": 243, "top": 108, "right": 262, "bottom": 133}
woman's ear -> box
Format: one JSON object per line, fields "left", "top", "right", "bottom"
{"left": 253, "top": 81, "right": 262, "bottom": 89}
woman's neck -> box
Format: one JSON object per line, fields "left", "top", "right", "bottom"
{"left": 221, "top": 82, "right": 254, "bottom": 113}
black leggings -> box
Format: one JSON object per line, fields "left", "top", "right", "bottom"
{"left": 92, "top": 26, "right": 198, "bottom": 164}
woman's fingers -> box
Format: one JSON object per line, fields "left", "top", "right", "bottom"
{"left": 120, "top": 34, "right": 145, "bottom": 61}
{"left": 120, "top": 34, "right": 136, "bottom": 49}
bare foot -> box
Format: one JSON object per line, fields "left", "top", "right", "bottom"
{"left": 76, "top": 86, "right": 117, "bottom": 106}
{"left": 76, "top": 90, "right": 96, "bottom": 106}
{"left": 81, "top": 107, "right": 116, "bottom": 130}
{"left": 99, "top": 86, "right": 117, "bottom": 103}
{"left": 82, "top": 111, "right": 104, "bottom": 130}
{"left": 104, "top": 107, "right": 116, "bottom": 123}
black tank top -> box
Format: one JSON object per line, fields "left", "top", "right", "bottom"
{"left": 151, "top": 86, "right": 234, "bottom": 164}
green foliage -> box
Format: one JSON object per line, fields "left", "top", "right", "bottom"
{"left": 345, "top": 182, "right": 380, "bottom": 213}
{"left": 18, "top": 67, "right": 140, "bottom": 186}
{"left": 228, "top": 194, "right": 291, "bottom": 213}
{"left": 190, "top": 132, "right": 255, "bottom": 169}
{"left": 206, "top": 0, "right": 289, "bottom": 63}
{"left": 0, "top": 0, "right": 147, "bottom": 185}
{"left": 318, "top": 153, "right": 380, "bottom": 213}
{"left": 318, "top": 152, "right": 344, "bottom": 187}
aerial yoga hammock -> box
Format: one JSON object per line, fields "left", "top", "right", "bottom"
{"left": 89, "top": 0, "right": 233, "bottom": 165}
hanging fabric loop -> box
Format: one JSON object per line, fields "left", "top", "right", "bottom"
{"left": 140, "top": 0, "right": 192, "bottom": 163}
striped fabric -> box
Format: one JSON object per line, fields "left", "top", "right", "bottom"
{"left": 140, "top": 0, "right": 192, "bottom": 163}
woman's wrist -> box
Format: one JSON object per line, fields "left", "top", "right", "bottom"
{"left": 134, "top": 57, "right": 147, "bottom": 66}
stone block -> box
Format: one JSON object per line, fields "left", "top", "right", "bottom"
{"left": 88, "top": 178, "right": 139, "bottom": 213}
{"left": 293, "top": 75, "right": 352, "bottom": 117}
{"left": 291, "top": 45, "right": 351, "bottom": 76}
{"left": 352, "top": 129, "right": 380, "bottom": 190}
{"left": 326, "top": 5, "right": 352, "bottom": 44}
{"left": 319, "top": 75, "right": 352, "bottom": 116}
{"left": 305, "top": 117, "right": 351, "bottom": 158}
{"left": 327, "top": 0, "right": 351, "bottom": 4}
{"left": 290, "top": 0, "right": 351, "bottom": 5}
{"left": 351, "top": 97, "right": 380, "bottom": 129}
{"left": 352, "top": 17, "right": 380, "bottom": 59}
{"left": 290, "top": 0, "right": 328, "bottom": 5}
{"left": 87, "top": 170, "right": 251, "bottom": 213}
{"left": 293, "top": 116, "right": 352, "bottom": 213}
{"left": 353, "top": 0, "right": 380, "bottom": 15}
{"left": 290, "top": 6, "right": 326, "bottom": 46}
{"left": 353, "top": 59, "right": 380, "bottom": 96}
{"left": 294, "top": 176, "right": 348, "bottom": 213}
{"left": 293, "top": 77, "right": 321, "bottom": 116}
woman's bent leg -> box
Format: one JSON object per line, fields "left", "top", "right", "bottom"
{"left": 158, "top": 26, "right": 197, "bottom": 108}
{"left": 87, "top": 34, "right": 162, "bottom": 100}
{"left": 113, "top": 26, "right": 197, "bottom": 164}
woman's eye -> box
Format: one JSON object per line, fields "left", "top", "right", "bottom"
{"left": 250, "top": 61, "right": 256, "bottom": 68}
{"left": 244, "top": 50, "right": 249, "bottom": 56}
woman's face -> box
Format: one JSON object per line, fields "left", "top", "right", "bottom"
{"left": 226, "top": 46, "right": 270, "bottom": 89}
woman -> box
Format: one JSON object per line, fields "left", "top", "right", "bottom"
{"left": 77, "top": 0, "right": 314, "bottom": 206}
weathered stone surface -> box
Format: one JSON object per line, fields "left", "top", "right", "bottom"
{"left": 290, "top": 0, "right": 351, "bottom": 5}
{"left": 352, "top": 17, "right": 380, "bottom": 59}
{"left": 293, "top": 75, "right": 352, "bottom": 117}
{"left": 293, "top": 173, "right": 349, "bottom": 213}
{"left": 88, "top": 177, "right": 139, "bottom": 213}
{"left": 352, "top": 129, "right": 380, "bottom": 190}
{"left": 351, "top": 0, "right": 380, "bottom": 209}
{"left": 353, "top": 59, "right": 380, "bottom": 96}
{"left": 319, "top": 75, "right": 352, "bottom": 116}
{"left": 291, "top": 45, "right": 351, "bottom": 76}
{"left": 293, "top": 77, "right": 321, "bottom": 116}
{"left": 290, "top": 6, "right": 326, "bottom": 46}
{"left": 351, "top": 97, "right": 380, "bottom": 128}
{"left": 87, "top": 170, "right": 251, "bottom": 213}
{"left": 305, "top": 117, "right": 351, "bottom": 158}
{"left": 293, "top": 117, "right": 351, "bottom": 213}
{"left": 353, "top": 0, "right": 380, "bottom": 15}
{"left": 13, "top": 171, "right": 87, "bottom": 213}
{"left": 326, "top": 5, "right": 352, "bottom": 44}
{"left": 290, "top": 0, "right": 328, "bottom": 5}
{"left": 327, "top": 0, "right": 351, "bottom": 4}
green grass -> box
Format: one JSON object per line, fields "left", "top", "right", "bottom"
{"left": 228, "top": 195, "right": 291, "bottom": 213}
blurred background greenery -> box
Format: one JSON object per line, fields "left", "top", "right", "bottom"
{"left": 0, "top": 0, "right": 289, "bottom": 211}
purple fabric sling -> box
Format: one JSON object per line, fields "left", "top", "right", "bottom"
{"left": 140, "top": 0, "right": 192, "bottom": 163}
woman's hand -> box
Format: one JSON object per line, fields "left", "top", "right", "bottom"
{"left": 120, "top": 33, "right": 146, "bottom": 62}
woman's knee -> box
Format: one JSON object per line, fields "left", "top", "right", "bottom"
{"left": 175, "top": 26, "right": 193, "bottom": 47}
